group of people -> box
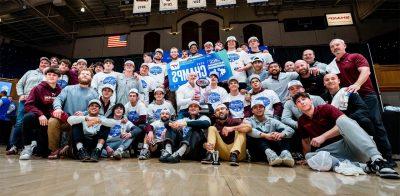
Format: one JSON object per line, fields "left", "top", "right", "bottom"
{"left": 2, "top": 36, "right": 399, "bottom": 179}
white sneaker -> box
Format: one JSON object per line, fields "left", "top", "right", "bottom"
{"left": 19, "top": 145, "right": 34, "bottom": 160}
{"left": 280, "top": 150, "right": 295, "bottom": 167}
{"left": 266, "top": 149, "right": 282, "bottom": 166}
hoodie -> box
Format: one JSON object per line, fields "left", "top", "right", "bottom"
{"left": 25, "top": 81, "right": 61, "bottom": 117}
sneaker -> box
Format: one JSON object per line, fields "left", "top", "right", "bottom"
{"left": 367, "top": 159, "right": 400, "bottom": 179}
{"left": 167, "top": 154, "right": 181, "bottom": 163}
{"left": 112, "top": 149, "right": 123, "bottom": 160}
{"left": 90, "top": 148, "right": 101, "bottom": 162}
{"left": 138, "top": 149, "right": 151, "bottom": 160}
{"left": 6, "top": 145, "right": 18, "bottom": 155}
{"left": 122, "top": 150, "right": 131, "bottom": 158}
{"left": 266, "top": 149, "right": 282, "bottom": 166}
{"left": 229, "top": 153, "right": 239, "bottom": 166}
{"left": 19, "top": 145, "right": 35, "bottom": 160}
{"left": 159, "top": 149, "right": 171, "bottom": 163}
{"left": 280, "top": 150, "right": 295, "bottom": 167}
{"left": 77, "top": 148, "right": 90, "bottom": 162}
{"left": 201, "top": 152, "right": 213, "bottom": 164}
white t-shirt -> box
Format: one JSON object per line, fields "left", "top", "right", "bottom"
{"left": 57, "top": 74, "right": 69, "bottom": 89}
{"left": 139, "top": 75, "right": 156, "bottom": 105}
{"left": 227, "top": 50, "right": 251, "bottom": 83}
{"left": 125, "top": 101, "right": 147, "bottom": 123}
{"left": 91, "top": 71, "right": 123, "bottom": 104}
{"left": 147, "top": 100, "right": 176, "bottom": 122}
{"left": 250, "top": 89, "right": 281, "bottom": 117}
{"left": 148, "top": 62, "right": 166, "bottom": 88}
{"left": 247, "top": 51, "right": 274, "bottom": 75}
{"left": 107, "top": 120, "right": 135, "bottom": 141}
{"left": 227, "top": 93, "right": 249, "bottom": 119}
{"left": 205, "top": 86, "right": 228, "bottom": 110}
{"left": 150, "top": 120, "right": 167, "bottom": 142}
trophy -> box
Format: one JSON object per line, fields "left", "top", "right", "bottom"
{"left": 195, "top": 78, "right": 210, "bottom": 114}
{"left": 212, "top": 150, "right": 220, "bottom": 165}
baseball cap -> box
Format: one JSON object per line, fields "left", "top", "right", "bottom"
{"left": 188, "top": 100, "right": 200, "bottom": 107}
{"left": 124, "top": 60, "right": 135, "bottom": 65}
{"left": 77, "top": 59, "right": 87, "bottom": 64}
{"left": 215, "top": 104, "right": 227, "bottom": 111}
{"left": 155, "top": 48, "right": 164, "bottom": 55}
{"left": 40, "top": 57, "right": 51, "bottom": 64}
{"left": 226, "top": 36, "right": 237, "bottom": 42}
{"left": 129, "top": 88, "right": 139, "bottom": 95}
{"left": 249, "top": 74, "right": 261, "bottom": 82}
{"left": 248, "top": 36, "right": 259, "bottom": 43}
{"left": 88, "top": 99, "right": 101, "bottom": 108}
{"left": 140, "top": 63, "right": 149, "bottom": 68}
{"left": 204, "top": 41, "right": 213, "bottom": 47}
{"left": 188, "top": 41, "right": 198, "bottom": 48}
{"left": 209, "top": 70, "right": 219, "bottom": 78}
{"left": 251, "top": 100, "right": 265, "bottom": 108}
{"left": 251, "top": 57, "right": 263, "bottom": 63}
{"left": 160, "top": 108, "right": 170, "bottom": 114}
{"left": 101, "top": 84, "right": 114, "bottom": 92}
{"left": 228, "top": 76, "right": 239, "bottom": 83}
{"left": 154, "top": 87, "right": 165, "bottom": 94}
{"left": 287, "top": 80, "right": 303, "bottom": 89}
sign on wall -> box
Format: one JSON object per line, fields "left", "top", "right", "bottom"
{"left": 160, "top": 0, "right": 178, "bottom": 11}
{"left": 187, "top": 0, "right": 207, "bottom": 9}
{"left": 326, "top": 13, "right": 354, "bottom": 26}
{"left": 216, "top": 0, "right": 236, "bottom": 6}
{"left": 246, "top": 0, "right": 268, "bottom": 3}
{"left": 133, "top": 0, "right": 152, "bottom": 14}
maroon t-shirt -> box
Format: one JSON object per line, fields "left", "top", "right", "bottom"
{"left": 337, "top": 53, "right": 375, "bottom": 96}
{"left": 298, "top": 104, "right": 344, "bottom": 147}
{"left": 214, "top": 118, "right": 242, "bottom": 144}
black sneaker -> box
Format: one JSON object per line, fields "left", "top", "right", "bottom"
{"left": 201, "top": 152, "right": 213, "bottom": 164}
{"left": 77, "top": 148, "right": 90, "bottom": 162}
{"left": 368, "top": 159, "right": 400, "bottom": 179}
{"left": 159, "top": 149, "right": 172, "bottom": 163}
{"left": 90, "top": 148, "right": 101, "bottom": 162}
{"left": 229, "top": 153, "right": 239, "bottom": 166}
{"left": 167, "top": 154, "right": 181, "bottom": 163}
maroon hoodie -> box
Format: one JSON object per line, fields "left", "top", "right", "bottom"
{"left": 25, "top": 81, "right": 62, "bottom": 117}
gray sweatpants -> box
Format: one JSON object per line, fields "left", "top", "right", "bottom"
{"left": 306, "top": 116, "right": 382, "bottom": 163}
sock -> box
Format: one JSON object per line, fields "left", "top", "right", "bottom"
{"left": 117, "top": 146, "right": 124, "bottom": 152}
{"left": 173, "top": 144, "right": 187, "bottom": 157}
{"left": 76, "top": 143, "right": 83, "bottom": 150}
{"left": 371, "top": 155, "right": 383, "bottom": 162}
{"left": 165, "top": 143, "right": 172, "bottom": 154}
{"left": 31, "top": 141, "right": 37, "bottom": 148}
{"left": 96, "top": 143, "right": 103, "bottom": 150}
{"left": 143, "top": 143, "right": 149, "bottom": 150}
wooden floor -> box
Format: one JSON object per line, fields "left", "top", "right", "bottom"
{"left": 1, "top": 151, "right": 399, "bottom": 196}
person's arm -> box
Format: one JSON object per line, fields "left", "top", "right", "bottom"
{"left": 91, "top": 75, "right": 99, "bottom": 92}
{"left": 176, "top": 88, "right": 192, "bottom": 108}
{"left": 273, "top": 119, "right": 295, "bottom": 138}
{"left": 67, "top": 115, "right": 86, "bottom": 125}
{"left": 186, "top": 120, "right": 211, "bottom": 129}
{"left": 7, "top": 104, "right": 16, "bottom": 114}
{"left": 16, "top": 71, "right": 29, "bottom": 96}
{"left": 53, "top": 87, "right": 67, "bottom": 110}
{"left": 302, "top": 138, "right": 311, "bottom": 155}
{"left": 24, "top": 88, "right": 43, "bottom": 116}
{"left": 310, "top": 124, "right": 341, "bottom": 148}
{"left": 100, "top": 117, "right": 118, "bottom": 127}
{"left": 281, "top": 103, "right": 298, "bottom": 129}
{"left": 347, "top": 66, "right": 371, "bottom": 93}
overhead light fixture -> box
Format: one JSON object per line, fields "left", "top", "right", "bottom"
{"left": 80, "top": 7, "right": 85, "bottom": 13}
{"left": 0, "top": 18, "right": 2, "bottom": 23}
{"left": 221, "top": 27, "right": 233, "bottom": 31}
{"left": 169, "top": 31, "right": 179, "bottom": 35}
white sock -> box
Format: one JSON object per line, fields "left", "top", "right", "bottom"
{"left": 31, "top": 141, "right": 37, "bottom": 148}
{"left": 371, "top": 155, "right": 383, "bottom": 162}
{"left": 173, "top": 144, "right": 187, "bottom": 157}
{"left": 165, "top": 143, "right": 172, "bottom": 154}
{"left": 76, "top": 143, "right": 83, "bottom": 150}
{"left": 143, "top": 143, "right": 149, "bottom": 150}
{"left": 117, "top": 147, "right": 124, "bottom": 152}
{"left": 96, "top": 143, "right": 103, "bottom": 150}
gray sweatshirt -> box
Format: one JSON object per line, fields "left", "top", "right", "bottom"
{"left": 67, "top": 115, "right": 117, "bottom": 136}
{"left": 281, "top": 95, "right": 325, "bottom": 129}
{"left": 116, "top": 75, "right": 141, "bottom": 105}
{"left": 244, "top": 115, "right": 294, "bottom": 138}
{"left": 16, "top": 69, "right": 44, "bottom": 96}
{"left": 53, "top": 85, "right": 98, "bottom": 115}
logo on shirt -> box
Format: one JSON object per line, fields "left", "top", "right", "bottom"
{"left": 150, "top": 66, "right": 163, "bottom": 75}
{"left": 182, "top": 126, "right": 191, "bottom": 137}
{"left": 128, "top": 111, "right": 139, "bottom": 122}
{"left": 208, "top": 92, "right": 221, "bottom": 104}
{"left": 155, "top": 126, "right": 165, "bottom": 139}
{"left": 228, "top": 53, "right": 240, "bottom": 62}
{"left": 170, "top": 62, "right": 179, "bottom": 70}
{"left": 103, "top": 76, "right": 117, "bottom": 85}
{"left": 109, "top": 125, "right": 122, "bottom": 137}
{"left": 141, "top": 80, "right": 148, "bottom": 89}
{"left": 255, "top": 97, "right": 271, "bottom": 107}
{"left": 57, "top": 80, "right": 68, "bottom": 89}
{"left": 153, "top": 108, "right": 162, "bottom": 120}
{"left": 229, "top": 100, "right": 244, "bottom": 112}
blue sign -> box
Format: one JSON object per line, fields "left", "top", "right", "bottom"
{"left": 0, "top": 81, "right": 12, "bottom": 96}
{"left": 167, "top": 50, "right": 232, "bottom": 91}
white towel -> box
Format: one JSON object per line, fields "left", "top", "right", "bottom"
{"left": 326, "top": 58, "right": 340, "bottom": 74}
{"left": 331, "top": 87, "right": 349, "bottom": 110}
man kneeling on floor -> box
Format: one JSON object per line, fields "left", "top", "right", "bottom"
{"left": 67, "top": 99, "right": 116, "bottom": 162}
{"left": 244, "top": 100, "right": 295, "bottom": 167}
{"left": 294, "top": 92, "right": 399, "bottom": 179}
{"left": 202, "top": 104, "right": 252, "bottom": 166}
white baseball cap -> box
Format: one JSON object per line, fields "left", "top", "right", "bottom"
{"left": 154, "top": 87, "right": 165, "bottom": 94}
{"left": 248, "top": 36, "right": 259, "bottom": 43}
{"left": 287, "top": 80, "right": 303, "bottom": 89}
{"left": 124, "top": 60, "right": 135, "bottom": 65}
{"left": 155, "top": 48, "right": 164, "bottom": 55}
{"left": 226, "top": 36, "right": 237, "bottom": 42}
{"left": 188, "top": 41, "right": 198, "bottom": 48}
{"left": 215, "top": 103, "right": 227, "bottom": 111}
{"left": 88, "top": 99, "right": 101, "bottom": 108}
{"left": 204, "top": 41, "right": 213, "bottom": 47}
{"left": 188, "top": 100, "right": 200, "bottom": 107}
{"left": 101, "top": 84, "right": 115, "bottom": 92}
{"left": 129, "top": 88, "right": 139, "bottom": 95}
{"left": 251, "top": 100, "right": 265, "bottom": 108}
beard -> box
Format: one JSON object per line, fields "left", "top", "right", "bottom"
{"left": 79, "top": 78, "right": 91, "bottom": 85}
{"left": 161, "top": 116, "right": 170, "bottom": 122}
{"left": 217, "top": 113, "right": 228, "bottom": 120}
{"left": 270, "top": 70, "right": 280, "bottom": 76}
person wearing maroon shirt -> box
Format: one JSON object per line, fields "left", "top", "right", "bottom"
{"left": 329, "top": 38, "right": 394, "bottom": 167}
{"left": 294, "top": 92, "right": 399, "bottom": 179}
{"left": 202, "top": 104, "right": 251, "bottom": 166}
{"left": 19, "top": 67, "right": 62, "bottom": 160}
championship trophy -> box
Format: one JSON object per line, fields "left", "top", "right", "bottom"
{"left": 195, "top": 78, "right": 210, "bottom": 114}
{"left": 212, "top": 150, "right": 220, "bottom": 165}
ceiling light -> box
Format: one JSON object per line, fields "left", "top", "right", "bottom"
{"left": 80, "top": 7, "right": 85, "bottom": 13}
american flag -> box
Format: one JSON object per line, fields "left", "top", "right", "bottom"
{"left": 107, "top": 35, "right": 128, "bottom": 47}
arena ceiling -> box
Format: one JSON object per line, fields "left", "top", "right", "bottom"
{"left": 0, "top": 0, "right": 397, "bottom": 45}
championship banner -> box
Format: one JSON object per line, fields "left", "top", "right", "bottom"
{"left": 187, "top": 0, "right": 206, "bottom": 9}
{"left": 167, "top": 50, "right": 232, "bottom": 91}
{"left": 0, "top": 81, "right": 12, "bottom": 96}
{"left": 160, "top": 0, "right": 178, "bottom": 11}
{"left": 246, "top": 0, "right": 268, "bottom": 3}
{"left": 216, "top": 0, "right": 236, "bottom": 6}
{"left": 133, "top": 0, "right": 152, "bottom": 14}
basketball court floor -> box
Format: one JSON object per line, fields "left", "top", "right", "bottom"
{"left": 1, "top": 148, "right": 399, "bottom": 195}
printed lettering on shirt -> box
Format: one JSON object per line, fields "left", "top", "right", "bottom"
{"left": 208, "top": 92, "right": 221, "bottom": 104}
{"left": 150, "top": 66, "right": 163, "bottom": 75}
{"left": 128, "top": 111, "right": 139, "bottom": 122}
{"left": 153, "top": 108, "right": 162, "bottom": 120}
{"left": 155, "top": 126, "right": 165, "bottom": 140}
{"left": 228, "top": 53, "right": 240, "bottom": 62}
{"left": 57, "top": 80, "right": 68, "bottom": 89}
{"left": 103, "top": 76, "right": 117, "bottom": 85}
{"left": 109, "top": 124, "right": 122, "bottom": 137}
{"left": 229, "top": 100, "right": 244, "bottom": 112}
{"left": 182, "top": 126, "right": 191, "bottom": 137}
{"left": 255, "top": 96, "right": 271, "bottom": 107}
{"left": 141, "top": 80, "right": 148, "bottom": 89}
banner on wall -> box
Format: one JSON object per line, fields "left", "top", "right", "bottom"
{"left": 216, "top": 0, "right": 236, "bottom": 6}
{"left": 187, "top": 0, "right": 207, "bottom": 9}
{"left": 167, "top": 50, "right": 232, "bottom": 91}
{"left": 133, "top": 0, "right": 152, "bottom": 14}
{"left": 246, "top": 0, "right": 268, "bottom": 3}
{"left": 0, "top": 81, "right": 12, "bottom": 96}
{"left": 160, "top": 0, "right": 178, "bottom": 11}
